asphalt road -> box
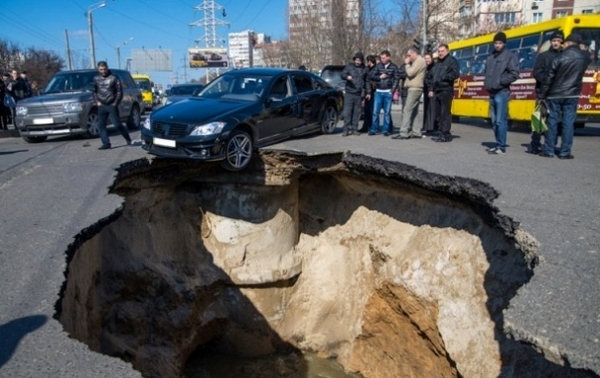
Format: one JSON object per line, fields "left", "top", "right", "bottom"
{"left": 0, "top": 109, "right": 598, "bottom": 377}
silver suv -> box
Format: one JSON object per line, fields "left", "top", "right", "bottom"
{"left": 14, "top": 69, "right": 143, "bottom": 143}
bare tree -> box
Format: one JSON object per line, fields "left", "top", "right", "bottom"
{"left": 0, "top": 38, "right": 64, "bottom": 93}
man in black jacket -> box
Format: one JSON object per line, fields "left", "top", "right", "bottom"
{"left": 529, "top": 31, "right": 563, "bottom": 154}
{"left": 538, "top": 33, "right": 591, "bottom": 159}
{"left": 427, "top": 44, "right": 460, "bottom": 142}
{"left": 361, "top": 55, "right": 377, "bottom": 133}
{"left": 367, "top": 50, "right": 401, "bottom": 136}
{"left": 341, "top": 52, "right": 367, "bottom": 136}
{"left": 484, "top": 32, "right": 519, "bottom": 154}
{"left": 92, "top": 61, "right": 132, "bottom": 150}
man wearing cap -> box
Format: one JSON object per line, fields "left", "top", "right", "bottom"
{"left": 484, "top": 31, "right": 519, "bottom": 155}
{"left": 529, "top": 31, "right": 564, "bottom": 154}
{"left": 341, "top": 52, "right": 367, "bottom": 136}
{"left": 538, "top": 33, "right": 591, "bottom": 159}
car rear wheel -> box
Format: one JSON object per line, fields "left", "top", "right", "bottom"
{"left": 127, "top": 105, "right": 141, "bottom": 129}
{"left": 84, "top": 110, "right": 99, "bottom": 138}
{"left": 22, "top": 136, "right": 48, "bottom": 143}
{"left": 221, "top": 130, "right": 253, "bottom": 171}
{"left": 320, "top": 105, "right": 338, "bottom": 134}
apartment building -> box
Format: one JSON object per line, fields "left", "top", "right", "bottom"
{"left": 456, "top": 0, "right": 599, "bottom": 37}
{"left": 288, "top": 0, "right": 362, "bottom": 68}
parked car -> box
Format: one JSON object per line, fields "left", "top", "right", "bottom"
{"left": 163, "top": 83, "right": 205, "bottom": 106}
{"left": 141, "top": 68, "right": 343, "bottom": 171}
{"left": 14, "top": 69, "right": 143, "bottom": 143}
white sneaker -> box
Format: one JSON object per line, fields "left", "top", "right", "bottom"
{"left": 488, "top": 148, "right": 505, "bottom": 155}
{"left": 486, "top": 146, "right": 497, "bottom": 152}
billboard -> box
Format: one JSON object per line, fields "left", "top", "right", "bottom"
{"left": 131, "top": 48, "right": 172, "bottom": 72}
{"left": 188, "top": 47, "right": 228, "bottom": 68}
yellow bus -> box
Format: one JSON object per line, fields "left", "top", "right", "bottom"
{"left": 132, "top": 74, "right": 155, "bottom": 111}
{"left": 449, "top": 15, "right": 600, "bottom": 127}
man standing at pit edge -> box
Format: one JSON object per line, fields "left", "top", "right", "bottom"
{"left": 529, "top": 31, "right": 564, "bottom": 155}
{"left": 484, "top": 31, "right": 519, "bottom": 155}
{"left": 368, "top": 50, "right": 401, "bottom": 137}
{"left": 538, "top": 33, "right": 590, "bottom": 159}
{"left": 340, "top": 52, "right": 367, "bottom": 136}
{"left": 92, "top": 61, "right": 132, "bottom": 150}
{"left": 428, "top": 44, "right": 460, "bottom": 143}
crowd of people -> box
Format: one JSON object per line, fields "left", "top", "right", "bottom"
{"left": 338, "top": 29, "right": 591, "bottom": 158}
{"left": 0, "top": 69, "right": 33, "bottom": 130}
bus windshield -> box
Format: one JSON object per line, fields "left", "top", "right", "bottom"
{"left": 135, "top": 79, "right": 152, "bottom": 91}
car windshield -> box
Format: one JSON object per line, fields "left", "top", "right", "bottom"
{"left": 170, "top": 85, "right": 203, "bottom": 96}
{"left": 200, "top": 74, "right": 272, "bottom": 101}
{"left": 44, "top": 71, "right": 96, "bottom": 94}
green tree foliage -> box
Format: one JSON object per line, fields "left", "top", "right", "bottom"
{"left": 0, "top": 38, "right": 64, "bottom": 95}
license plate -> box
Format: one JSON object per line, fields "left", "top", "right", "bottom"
{"left": 153, "top": 137, "right": 176, "bottom": 148}
{"left": 33, "top": 118, "right": 53, "bottom": 125}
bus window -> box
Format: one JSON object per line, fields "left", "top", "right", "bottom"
{"left": 472, "top": 55, "right": 487, "bottom": 74}
{"left": 506, "top": 38, "right": 521, "bottom": 52}
{"left": 472, "top": 44, "right": 492, "bottom": 74}
{"left": 460, "top": 47, "right": 473, "bottom": 57}
{"left": 572, "top": 27, "right": 600, "bottom": 66}
{"left": 517, "top": 34, "right": 541, "bottom": 70}
{"left": 453, "top": 48, "right": 472, "bottom": 74}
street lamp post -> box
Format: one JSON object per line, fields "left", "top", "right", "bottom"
{"left": 116, "top": 37, "right": 134, "bottom": 69}
{"left": 85, "top": 0, "right": 114, "bottom": 69}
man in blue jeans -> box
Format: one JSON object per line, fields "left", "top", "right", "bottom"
{"left": 367, "top": 50, "right": 401, "bottom": 136}
{"left": 483, "top": 32, "right": 519, "bottom": 155}
{"left": 92, "top": 61, "right": 132, "bottom": 150}
{"left": 538, "top": 33, "right": 590, "bottom": 159}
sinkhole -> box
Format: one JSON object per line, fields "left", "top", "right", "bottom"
{"left": 54, "top": 151, "right": 597, "bottom": 378}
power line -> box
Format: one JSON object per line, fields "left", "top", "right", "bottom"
{"left": 241, "top": 0, "right": 274, "bottom": 31}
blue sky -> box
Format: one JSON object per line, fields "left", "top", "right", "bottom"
{"left": 0, "top": 0, "right": 290, "bottom": 86}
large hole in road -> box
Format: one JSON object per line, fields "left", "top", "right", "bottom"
{"left": 54, "top": 151, "right": 598, "bottom": 378}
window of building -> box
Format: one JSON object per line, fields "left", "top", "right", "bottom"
{"left": 532, "top": 12, "right": 543, "bottom": 23}
{"left": 495, "top": 12, "right": 516, "bottom": 24}
{"left": 582, "top": 9, "right": 594, "bottom": 14}
{"left": 556, "top": 10, "right": 568, "bottom": 17}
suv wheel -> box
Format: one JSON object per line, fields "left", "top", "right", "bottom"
{"left": 127, "top": 105, "right": 141, "bottom": 129}
{"left": 84, "top": 110, "right": 99, "bottom": 138}
{"left": 220, "top": 130, "right": 253, "bottom": 171}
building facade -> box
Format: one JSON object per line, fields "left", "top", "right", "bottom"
{"left": 455, "top": 0, "right": 599, "bottom": 37}
{"left": 228, "top": 30, "right": 255, "bottom": 68}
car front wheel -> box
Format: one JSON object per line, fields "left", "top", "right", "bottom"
{"left": 127, "top": 105, "right": 141, "bottom": 129}
{"left": 84, "top": 110, "right": 99, "bottom": 138}
{"left": 320, "top": 105, "right": 338, "bottom": 134}
{"left": 221, "top": 130, "right": 253, "bottom": 171}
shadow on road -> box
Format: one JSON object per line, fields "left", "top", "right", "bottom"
{"left": 0, "top": 150, "right": 29, "bottom": 155}
{"left": 0, "top": 315, "right": 48, "bottom": 368}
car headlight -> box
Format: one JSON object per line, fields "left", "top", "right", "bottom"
{"left": 16, "top": 106, "right": 28, "bottom": 116}
{"left": 143, "top": 116, "right": 151, "bottom": 130}
{"left": 190, "top": 122, "right": 226, "bottom": 136}
{"left": 62, "top": 102, "right": 83, "bottom": 113}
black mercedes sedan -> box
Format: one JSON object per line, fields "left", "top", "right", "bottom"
{"left": 141, "top": 68, "right": 343, "bottom": 171}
